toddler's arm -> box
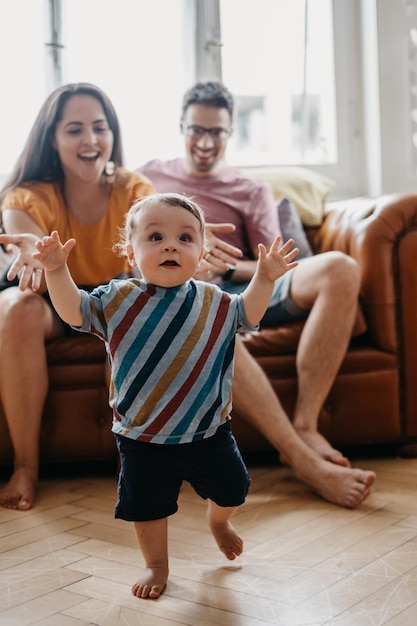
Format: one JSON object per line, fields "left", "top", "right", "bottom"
{"left": 241, "top": 236, "right": 299, "bottom": 327}
{"left": 32, "top": 230, "right": 82, "bottom": 326}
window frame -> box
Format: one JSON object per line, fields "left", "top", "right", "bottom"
{"left": 195, "top": 0, "right": 366, "bottom": 198}
{"left": 10, "top": 1, "right": 405, "bottom": 199}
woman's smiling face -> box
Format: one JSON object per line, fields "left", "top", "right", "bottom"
{"left": 53, "top": 94, "right": 113, "bottom": 183}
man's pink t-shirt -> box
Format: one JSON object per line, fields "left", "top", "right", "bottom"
{"left": 137, "top": 158, "right": 280, "bottom": 260}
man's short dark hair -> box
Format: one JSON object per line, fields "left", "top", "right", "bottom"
{"left": 181, "top": 81, "right": 234, "bottom": 119}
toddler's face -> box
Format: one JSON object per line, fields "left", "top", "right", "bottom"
{"left": 127, "top": 202, "right": 204, "bottom": 288}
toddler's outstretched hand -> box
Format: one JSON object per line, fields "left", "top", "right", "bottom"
{"left": 33, "top": 230, "right": 76, "bottom": 272}
{"left": 257, "top": 236, "right": 299, "bottom": 283}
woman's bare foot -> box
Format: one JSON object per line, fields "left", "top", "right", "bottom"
{"left": 131, "top": 566, "right": 168, "bottom": 599}
{"left": 0, "top": 467, "right": 36, "bottom": 510}
{"left": 209, "top": 520, "right": 243, "bottom": 560}
{"left": 295, "top": 456, "right": 376, "bottom": 509}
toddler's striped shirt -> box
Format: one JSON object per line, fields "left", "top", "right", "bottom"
{"left": 75, "top": 278, "right": 255, "bottom": 444}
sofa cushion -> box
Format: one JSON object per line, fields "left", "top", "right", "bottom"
{"left": 46, "top": 334, "right": 105, "bottom": 364}
{"left": 277, "top": 196, "right": 313, "bottom": 259}
{"left": 241, "top": 165, "right": 335, "bottom": 226}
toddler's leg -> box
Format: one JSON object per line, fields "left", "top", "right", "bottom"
{"left": 132, "top": 517, "right": 169, "bottom": 599}
{"left": 207, "top": 499, "right": 243, "bottom": 560}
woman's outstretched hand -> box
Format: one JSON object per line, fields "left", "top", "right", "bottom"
{"left": 0, "top": 232, "right": 45, "bottom": 291}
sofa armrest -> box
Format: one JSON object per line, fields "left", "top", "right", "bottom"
{"left": 313, "top": 193, "right": 417, "bottom": 355}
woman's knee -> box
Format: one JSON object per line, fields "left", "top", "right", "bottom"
{"left": 0, "top": 289, "right": 50, "bottom": 335}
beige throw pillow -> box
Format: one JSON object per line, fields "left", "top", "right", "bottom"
{"left": 240, "top": 166, "right": 335, "bottom": 227}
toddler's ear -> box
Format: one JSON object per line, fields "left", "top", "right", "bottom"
{"left": 126, "top": 245, "right": 137, "bottom": 267}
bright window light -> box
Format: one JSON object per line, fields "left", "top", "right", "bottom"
{"left": 220, "top": 0, "right": 337, "bottom": 166}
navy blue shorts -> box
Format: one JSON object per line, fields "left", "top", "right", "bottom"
{"left": 114, "top": 422, "right": 251, "bottom": 522}
{"left": 220, "top": 261, "right": 309, "bottom": 328}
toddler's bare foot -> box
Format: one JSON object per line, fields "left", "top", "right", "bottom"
{"left": 0, "top": 468, "right": 36, "bottom": 510}
{"left": 209, "top": 520, "right": 243, "bottom": 560}
{"left": 131, "top": 566, "right": 168, "bottom": 599}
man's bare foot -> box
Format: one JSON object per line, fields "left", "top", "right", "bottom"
{"left": 131, "top": 566, "right": 168, "bottom": 599}
{"left": 209, "top": 520, "right": 243, "bottom": 560}
{"left": 295, "top": 457, "right": 376, "bottom": 509}
{"left": 289, "top": 428, "right": 351, "bottom": 467}
{"left": 0, "top": 468, "right": 36, "bottom": 510}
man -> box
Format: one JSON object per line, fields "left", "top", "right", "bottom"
{"left": 137, "top": 81, "right": 375, "bottom": 508}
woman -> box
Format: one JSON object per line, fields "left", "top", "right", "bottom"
{"left": 0, "top": 83, "right": 156, "bottom": 510}
{"left": 0, "top": 82, "right": 240, "bottom": 511}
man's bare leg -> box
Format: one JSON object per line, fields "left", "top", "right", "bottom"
{"left": 0, "top": 289, "right": 63, "bottom": 510}
{"left": 132, "top": 517, "right": 169, "bottom": 599}
{"left": 290, "top": 252, "right": 360, "bottom": 464}
{"left": 232, "top": 338, "right": 375, "bottom": 508}
{"left": 207, "top": 499, "right": 243, "bottom": 560}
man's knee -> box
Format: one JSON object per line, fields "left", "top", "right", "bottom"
{"left": 291, "top": 251, "right": 360, "bottom": 309}
{"left": 325, "top": 252, "right": 361, "bottom": 294}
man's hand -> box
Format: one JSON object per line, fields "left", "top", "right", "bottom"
{"left": 201, "top": 223, "right": 243, "bottom": 277}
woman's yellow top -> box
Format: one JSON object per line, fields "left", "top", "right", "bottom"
{"left": 0, "top": 169, "right": 155, "bottom": 285}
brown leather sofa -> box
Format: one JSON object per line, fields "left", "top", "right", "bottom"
{"left": 1, "top": 192, "right": 417, "bottom": 464}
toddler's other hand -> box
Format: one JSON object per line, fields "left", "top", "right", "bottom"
{"left": 257, "top": 235, "right": 299, "bottom": 282}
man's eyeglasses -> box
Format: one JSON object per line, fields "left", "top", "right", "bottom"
{"left": 184, "top": 125, "right": 230, "bottom": 143}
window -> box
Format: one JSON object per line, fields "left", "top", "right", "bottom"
{"left": 196, "top": 0, "right": 365, "bottom": 197}
{"left": 219, "top": 0, "right": 337, "bottom": 167}
{"left": 0, "top": 0, "right": 47, "bottom": 180}
{"left": 0, "top": 0, "right": 193, "bottom": 182}
{"left": 0, "top": 1, "right": 368, "bottom": 196}
{"left": 63, "top": 0, "right": 192, "bottom": 169}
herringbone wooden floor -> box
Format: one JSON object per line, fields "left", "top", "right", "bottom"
{"left": 1, "top": 451, "right": 417, "bottom": 625}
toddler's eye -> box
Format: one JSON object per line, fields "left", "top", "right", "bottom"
{"left": 180, "top": 234, "right": 192, "bottom": 242}
{"left": 150, "top": 233, "right": 163, "bottom": 241}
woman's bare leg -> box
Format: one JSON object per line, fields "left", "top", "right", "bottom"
{"left": 132, "top": 517, "right": 169, "bottom": 599}
{"left": 0, "top": 289, "right": 63, "bottom": 510}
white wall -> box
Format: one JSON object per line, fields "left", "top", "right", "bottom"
{"left": 361, "top": 0, "right": 417, "bottom": 195}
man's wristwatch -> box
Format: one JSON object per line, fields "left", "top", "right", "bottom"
{"left": 222, "top": 266, "right": 236, "bottom": 281}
